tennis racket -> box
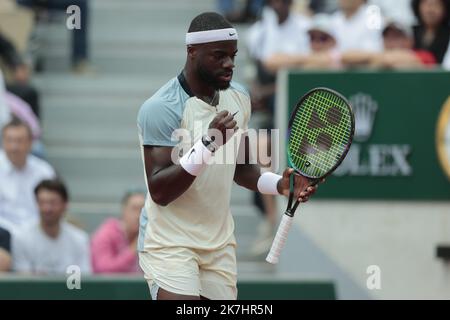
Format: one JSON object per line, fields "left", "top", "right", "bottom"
{"left": 266, "top": 87, "right": 355, "bottom": 264}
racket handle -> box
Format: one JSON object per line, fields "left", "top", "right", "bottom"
{"left": 266, "top": 214, "right": 294, "bottom": 264}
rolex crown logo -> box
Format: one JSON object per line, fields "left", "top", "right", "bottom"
{"left": 350, "top": 93, "right": 378, "bottom": 142}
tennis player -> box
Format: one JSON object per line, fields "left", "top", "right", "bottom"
{"left": 137, "top": 12, "right": 318, "bottom": 300}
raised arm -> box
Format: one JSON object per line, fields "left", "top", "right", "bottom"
{"left": 144, "top": 110, "right": 238, "bottom": 206}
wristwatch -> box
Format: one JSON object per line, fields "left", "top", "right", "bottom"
{"left": 202, "top": 135, "right": 219, "bottom": 154}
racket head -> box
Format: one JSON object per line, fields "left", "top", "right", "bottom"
{"left": 287, "top": 87, "right": 355, "bottom": 180}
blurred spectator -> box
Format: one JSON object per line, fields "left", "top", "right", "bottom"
{"left": 1, "top": 70, "right": 45, "bottom": 158}
{"left": 16, "top": 0, "right": 91, "bottom": 74}
{"left": 263, "top": 14, "right": 341, "bottom": 72}
{"left": 377, "top": 21, "right": 437, "bottom": 67}
{"left": 412, "top": 0, "right": 450, "bottom": 64}
{"left": 370, "top": 0, "right": 415, "bottom": 26}
{"left": 0, "top": 118, "right": 55, "bottom": 230}
{"left": 0, "top": 226, "right": 11, "bottom": 272}
{"left": 218, "top": 0, "right": 265, "bottom": 23}
{"left": 12, "top": 179, "right": 91, "bottom": 274}
{"left": 341, "top": 20, "right": 437, "bottom": 68}
{"left": 246, "top": 0, "right": 311, "bottom": 115}
{"left": 4, "top": 91, "right": 41, "bottom": 142}
{"left": 330, "top": 0, "right": 384, "bottom": 52}
{"left": 91, "top": 189, "right": 145, "bottom": 274}
{"left": 247, "top": 1, "right": 311, "bottom": 61}
{"left": 0, "top": 31, "right": 40, "bottom": 118}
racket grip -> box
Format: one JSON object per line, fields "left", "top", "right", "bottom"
{"left": 266, "top": 214, "right": 294, "bottom": 264}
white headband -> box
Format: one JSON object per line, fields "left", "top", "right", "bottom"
{"left": 185, "top": 28, "right": 238, "bottom": 45}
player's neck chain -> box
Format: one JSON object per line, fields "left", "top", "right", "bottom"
{"left": 200, "top": 90, "right": 220, "bottom": 108}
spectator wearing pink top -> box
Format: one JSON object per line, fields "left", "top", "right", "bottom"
{"left": 91, "top": 190, "right": 146, "bottom": 274}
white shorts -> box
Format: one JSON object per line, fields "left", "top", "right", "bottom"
{"left": 139, "top": 244, "right": 237, "bottom": 300}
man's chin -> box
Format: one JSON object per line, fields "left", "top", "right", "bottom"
{"left": 215, "top": 80, "right": 231, "bottom": 91}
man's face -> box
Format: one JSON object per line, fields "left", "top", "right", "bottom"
{"left": 122, "top": 193, "right": 145, "bottom": 237}
{"left": 419, "top": 0, "right": 445, "bottom": 28}
{"left": 37, "top": 190, "right": 67, "bottom": 227}
{"left": 2, "top": 125, "right": 32, "bottom": 169}
{"left": 309, "top": 30, "right": 336, "bottom": 52}
{"left": 269, "top": 0, "right": 292, "bottom": 22}
{"left": 192, "top": 40, "right": 238, "bottom": 90}
{"left": 383, "top": 28, "right": 412, "bottom": 50}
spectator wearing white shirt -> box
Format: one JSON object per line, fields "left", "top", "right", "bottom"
{"left": 245, "top": 0, "right": 312, "bottom": 117}
{"left": 246, "top": 0, "right": 311, "bottom": 61}
{"left": 0, "top": 118, "right": 55, "bottom": 230}
{"left": 263, "top": 14, "right": 343, "bottom": 72}
{"left": 370, "top": 0, "right": 415, "bottom": 26}
{"left": 330, "top": 0, "right": 384, "bottom": 52}
{"left": 12, "top": 179, "right": 91, "bottom": 275}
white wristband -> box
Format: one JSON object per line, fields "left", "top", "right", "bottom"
{"left": 257, "top": 172, "right": 282, "bottom": 195}
{"left": 179, "top": 139, "right": 214, "bottom": 176}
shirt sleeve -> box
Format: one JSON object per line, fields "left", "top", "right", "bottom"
{"left": 137, "top": 98, "right": 181, "bottom": 147}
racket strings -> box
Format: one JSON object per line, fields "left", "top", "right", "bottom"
{"left": 289, "top": 90, "right": 353, "bottom": 178}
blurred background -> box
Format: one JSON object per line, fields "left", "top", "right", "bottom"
{"left": 0, "top": 0, "right": 449, "bottom": 300}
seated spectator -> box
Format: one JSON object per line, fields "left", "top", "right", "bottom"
{"left": 4, "top": 91, "right": 41, "bottom": 141}
{"left": 0, "top": 31, "right": 40, "bottom": 119}
{"left": 4, "top": 90, "right": 45, "bottom": 158}
{"left": 330, "top": 0, "right": 384, "bottom": 52}
{"left": 0, "top": 118, "right": 55, "bottom": 230}
{"left": 412, "top": 0, "right": 450, "bottom": 64}
{"left": 91, "top": 190, "right": 145, "bottom": 274}
{"left": 16, "top": 0, "right": 92, "bottom": 74}
{"left": 12, "top": 179, "right": 91, "bottom": 274}
{"left": 378, "top": 20, "right": 437, "bottom": 67}
{"left": 264, "top": 17, "right": 437, "bottom": 71}
{"left": 342, "top": 20, "right": 437, "bottom": 68}
{"left": 247, "top": 0, "right": 311, "bottom": 62}
{"left": 263, "top": 14, "right": 341, "bottom": 72}
{"left": 0, "top": 226, "right": 11, "bottom": 272}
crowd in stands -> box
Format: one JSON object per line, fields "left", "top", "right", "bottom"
{"left": 0, "top": 118, "right": 144, "bottom": 274}
{"left": 1, "top": 0, "right": 450, "bottom": 272}
{"left": 220, "top": 0, "right": 450, "bottom": 255}
{"left": 0, "top": 0, "right": 142, "bottom": 276}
